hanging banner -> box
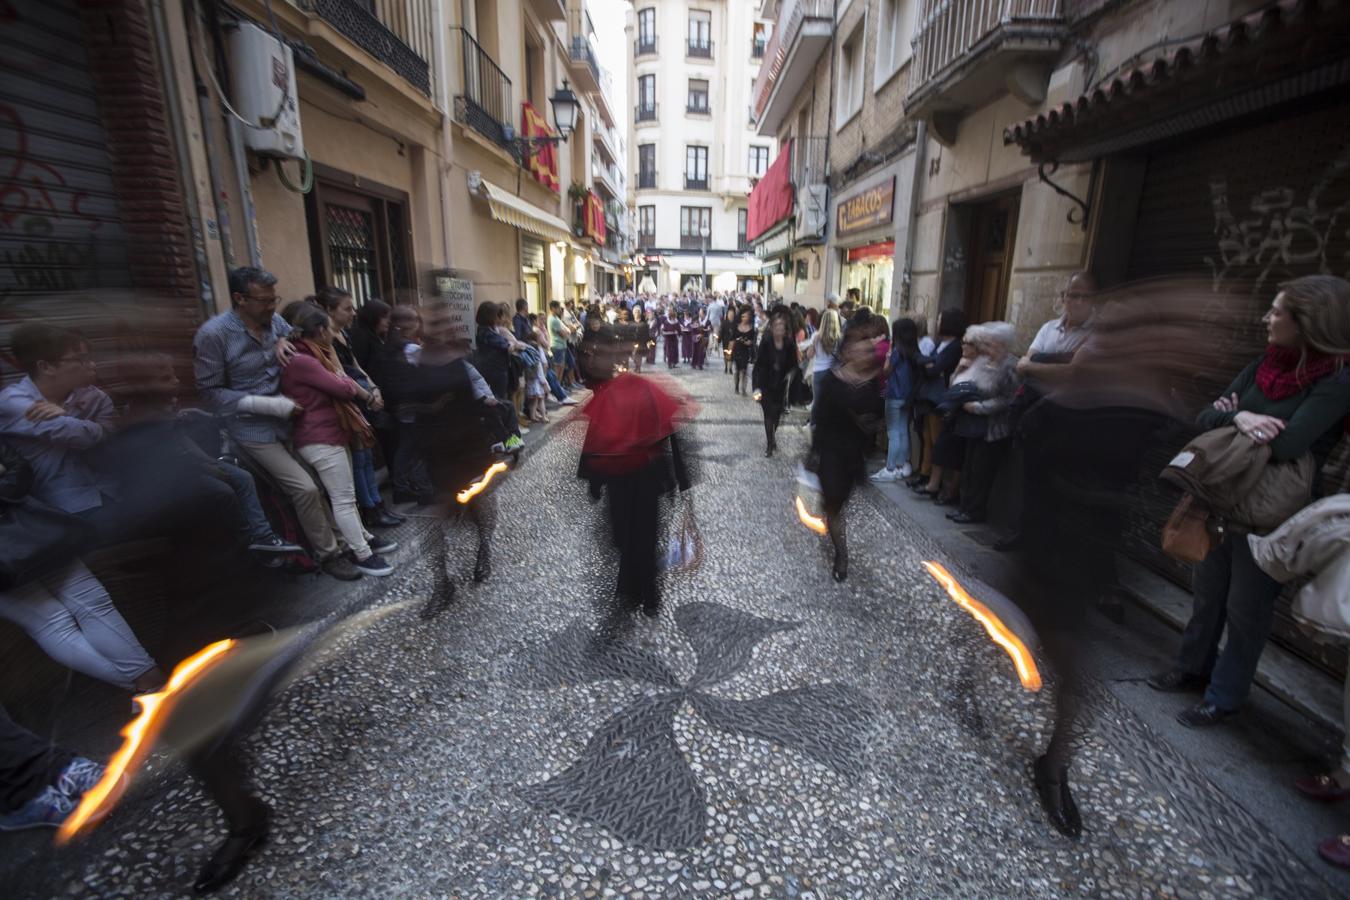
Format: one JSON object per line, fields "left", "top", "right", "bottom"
{"left": 747, "top": 138, "right": 794, "bottom": 242}
{"left": 836, "top": 177, "right": 895, "bottom": 238}
{"left": 522, "top": 102, "right": 560, "bottom": 192}
{"left": 584, "top": 192, "right": 607, "bottom": 244}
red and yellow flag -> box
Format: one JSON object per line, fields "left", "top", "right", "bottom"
{"left": 584, "top": 191, "right": 607, "bottom": 244}
{"left": 521, "top": 102, "right": 559, "bottom": 192}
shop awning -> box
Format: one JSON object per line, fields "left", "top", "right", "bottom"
{"left": 1003, "top": 0, "right": 1350, "bottom": 163}
{"left": 659, "top": 254, "right": 765, "bottom": 276}
{"left": 479, "top": 181, "right": 572, "bottom": 244}
{"left": 747, "top": 138, "right": 795, "bottom": 242}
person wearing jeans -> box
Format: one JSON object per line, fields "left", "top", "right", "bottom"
{"left": 0, "top": 704, "right": 109, "bottom": 832}
{"left": 194, "top": 267, "right": 361, "bottom": 581}
{"left": 281, "top": 304, "right": 396, "bottom": 577}
{"left": 872, "top": 318, "right": 920, "bottom": 482}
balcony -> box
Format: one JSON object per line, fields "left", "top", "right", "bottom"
{"left": 637, "top": 169, "right": 658, "bottom": 190}
{"left": 592, "top": 123, "right": 620, "bottom": 165}
{"left": 592, "top": 160, "right": 622, "bottom": 199}
{"left": 907, "top": 0, "right": 1067, "bottom": 144}
{"left": 452, "top": 27, "right": 513, "bottom": 153}
{"left": 526, "top": 0, "right": 567, "bottom": 21}
{"left": 686, "top": 100, "right": 710, "bottom": 116}
{"left": 635, "top": 35, "right": 658, "bottom": 57}
{"left": 567, "top": 6, "right": 603, "bottom": 94}
{"left": 792, "top": 136, "right": 829, "bottom": 239}
{"left": 687, "top": 39, "right": 714, "bottom": 60}
{"left": 752, "top": 40, "right": 766, "bottom": 59}
{"left": 314, "top": 0, "right": 434, "bottom": 96}
{"left": 638, "top": 231, "right": 657, "bottom": 248}
{"left": 751, "top": 0, "right": 833, "bottom": 136}
{"left": 635, "top": 103, "right": 659, "bottom": 124}
{"left": 684, "top": 176, "right": 709, "bottom": 191}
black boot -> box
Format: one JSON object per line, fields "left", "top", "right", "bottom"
{"left": 193, "top": 800, "right": 269, "bottom": 893}
{"left": 473, "top": 540, "right": 491, "bottom": 583}
{"left": 371, "top": 502, "right": 406, "bottom": 528}
{"left": 1033, "top": 754, "right": 1082, "bottom": 839}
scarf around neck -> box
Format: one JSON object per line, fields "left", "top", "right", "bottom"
{"left": 1255, "top": 344, "right": 1345, "bottom": 401}
{"left": 301, "top": 339, "right": 375, "bottom": 448}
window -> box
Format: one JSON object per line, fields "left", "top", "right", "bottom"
{"left": 637, "top": 74, "right": 657, "bottom": 121}
{"left": 748, "top": 145, "right": 770, "bottom": 177}
{"left": 836, "top": 23, "right": 865, "bottom": 128}
{"left": 638, "top": 144, "right": 657, "bottom": 188}
{"left": 636, "top": 7, "right": 657, "bottom": 55}
{"left": 737, "top": 208, "right": 749, "bottom": 250}
{"left": 687, "top": 79, "right": 709, "bottom": 113}
{"left": 688, "top": 10, "right": 711, "bottom": 57}
{"left": 309, "top": 180, "right": 415, "bottom": 308}
{"left": 752, "top": 22, "right": 768, "bottom": 58}
{"left": 638, "top": 205, "right": 656, "bottom": 245}
{"left": 874, "top": 0, "right": 917, "bottom": 86}
{"left": 679, "top": 206, "right": 711, "bottom": 249}
{"left": 685, "top": 146, "right": 708, "bottom": 190}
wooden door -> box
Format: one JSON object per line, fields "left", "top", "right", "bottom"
{"left": 964, "top": 193, "right": 1019, "bottom": 323}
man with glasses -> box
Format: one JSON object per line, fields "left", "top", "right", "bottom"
{"left": 1017, "top": 271, "right": 1099, "bottom": 384}
{"left": 193, "top": 266, "right": 361, "bottom": 580}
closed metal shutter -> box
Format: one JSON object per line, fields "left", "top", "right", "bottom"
{"left": 1123, "top": 100, "right": 1350, "bottom": 676}
{"left": 1, "top": 0, "right": 131, "bottom": 373}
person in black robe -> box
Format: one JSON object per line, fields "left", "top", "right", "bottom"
{"left": 730, "top": 308, "right": 756, "bottom": 394}
{"left": 810, "top": 327, "right": 884, "bottom": 581}
{"left": 577, "top": 326, "right": 696, "bottom": 619}
{"left": 752, "top": 311, "right": 798, "bottom": 456}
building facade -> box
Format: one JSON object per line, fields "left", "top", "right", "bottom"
{"left": 625, "top": 0, "right": 773, "bottom": 294}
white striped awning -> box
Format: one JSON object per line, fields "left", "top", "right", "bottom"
{"left": 478, "top": 181, "right": 572, "bottom": 244}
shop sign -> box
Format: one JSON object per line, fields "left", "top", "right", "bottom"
{"left": 753, "top": 221, "right": 793, "bottom": 258}
{"left": 836, "top": 177, "right": 895, "bottom": 238}
{"left": 437, "top": 275, "right": 475, "bottom": 343}
{"left": 846, "top": 240, "right": 895, "bottom": 262}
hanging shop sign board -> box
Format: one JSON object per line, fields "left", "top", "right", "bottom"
{"left": 836, "top": 177, "right": 895, "bottom": 239}
{"left": 436, "top": 275, "right": 475, "bottom": 343}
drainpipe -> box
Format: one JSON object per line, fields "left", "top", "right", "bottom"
{"left": 821, "top": 0, "right": 839, "bottom": 296}
{"left": 901, "top": 121, "right": 927, "bottom": 312}
{"left": 226, "top": 118, "right": 263, "bottom": 268}
{"left": 433, "top": 2, "right": 455, "bottom": 273}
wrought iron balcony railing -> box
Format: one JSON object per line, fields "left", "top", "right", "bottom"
{"left": 570, "top": 35, "right": 601, "bottom": 83}
{"left": 314, "top": 0, "right": 434, "bottom": 96}
{"left": 638, "top": 231, "right": 657, "bottom": 248}
{"left": 909, "top": 0, "right": 1066, "bottom": 101}
{"left": 635, "top": 103, "right": 658, "bottom": 123}
{"left": 687, "top": 39, "right": 713, "bottom": 59}
{"left": 635, "top": 35, "right": 658, "bottom": 57}
{"left": 453, "top": 27, "right": 513, "bottom": 153}
{"left": 684, "top": 176, "right": 709, "bottom": 191}
{"left": 638, "top": 169, "right": 658, "bottom": 189}
{"left": 680, "top": 233, "right": 706, "bottom": 250}
{"left": 686, "top": 101, "right": 710, "bottom": 115}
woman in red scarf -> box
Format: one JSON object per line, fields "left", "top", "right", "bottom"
{"left": 281, "top": 305, "right": 397, "bottom": 578}
{"left": 1150, "top": 275, "right": 1350, "bottom": 727}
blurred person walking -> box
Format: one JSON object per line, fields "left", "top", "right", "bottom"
{"left": 753, "top": 312, "right": 797, "bottom": 457}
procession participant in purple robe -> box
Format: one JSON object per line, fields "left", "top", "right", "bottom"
{"left": 662, "top": 308, "right": 681, "bottom": 368}
{"left": 692, "top": 309, "right": 711, "bottom": 370}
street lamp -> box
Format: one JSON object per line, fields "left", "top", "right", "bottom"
{"left": 700, "top": 222, "right": 711, "bottom": 292}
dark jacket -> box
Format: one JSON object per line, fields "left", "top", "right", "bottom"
{"left": 753, "top": 335, "right": 796, "bottom": 395}
{"left": 1195, "top": 357, "right": 1350, "bottom": 464}
{"left": 916, "top": 338, "right": 964, "bottom": 408}
{"left": 473, "top": 325, "right": 513, "bottom": 399}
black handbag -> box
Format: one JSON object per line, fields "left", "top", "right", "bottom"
{"left": 0, "top": 495, "right": 94, "bottom": 590}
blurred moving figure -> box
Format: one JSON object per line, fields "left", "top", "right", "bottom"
{"left": 1149, "top": 275, "right": 1350, "bottom": 727}
{"left": 577, "top": 325, "right": 696, "bottom": 619}
{"left": 810, "top": 326, "right": 884, "bottom": 582}
{"left": 753, "top": 312, "right": 798, "bottom": 457}
{"left": 0, "top": 325, "right": 163, "bottom": 693}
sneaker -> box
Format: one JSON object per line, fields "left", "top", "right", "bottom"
{"left": 368, "top": 536, "right": 398, "bottom": 555}
{"left": 247, "top": 535, "right": 303, "bottom": 554}
{"left": 321, "top": 555, "right": 363, "bottom": 581}
{"left": 351, "top": 552, "right": 394, "bottom": 577}
{"left": 504, "top": 435, "right": 525, "bottom": 451}
{"left": 870, "top": 468, "right": 897, "bottom": 482}
{"left": 55, "top": 758, "right": 105, "bottom": 799}
{"left": 518, "top": 425, "right": 531, "bottom": 435}
{"left": 560, "top": 397, "right": 579, "bottom": 406}
{"left": 898, "top": 463, "right": 913, "bottom": 478}
{"left": 0, "top": 786, "right": 74, "bottom": 831}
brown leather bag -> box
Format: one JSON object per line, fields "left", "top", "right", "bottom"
{"left": 1162, "top": 492, "right": 1216, "bottom": 564}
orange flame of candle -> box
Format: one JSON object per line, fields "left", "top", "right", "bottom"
{"left": 922, "top": 561, "right": 1042, "bottom": 692}
{"left": 795, "top": 496, "right": 827, "bottom": 535}
{"left": 56, "top": 639, "right": 237, "bottom": 845}
{"left": 456, "top": 461, "right": 509, "bottom": 504}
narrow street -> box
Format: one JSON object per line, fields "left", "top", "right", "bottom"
{"left": 15, "top": 365, "right": 1338, "bottom": 899}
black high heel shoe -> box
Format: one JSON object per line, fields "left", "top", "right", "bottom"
{"left": 193, "top": 804, "right": 270, "bottom": 894}
{"left": 473, "top": 541, "right": 491, "bottom": 583}
{"left": 1033, "top": 755, "right": 1082, "bottom": 839}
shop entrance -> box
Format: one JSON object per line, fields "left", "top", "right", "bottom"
{"left": 961, "top": 192, "right": 1019, "bottom": 324}
{"left": 842, "top": 241, "right": 895, "bottom": 315}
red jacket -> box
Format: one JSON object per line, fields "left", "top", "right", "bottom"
{"left": 279, "top": 349, "right": 360, "bottom": 448}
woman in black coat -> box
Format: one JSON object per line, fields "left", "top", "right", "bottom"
{"left": 811, "top": 327, "right": 884, "bottom": 581}
{"left": 911, "top": 308, "right": 968, "bottom": 493}
{"left": 752, "top": 311, "right": 798, "bottom": 457}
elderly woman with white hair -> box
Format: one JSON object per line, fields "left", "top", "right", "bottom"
{"left": 945, "top": 321, "right": 1020, "bottom": 525}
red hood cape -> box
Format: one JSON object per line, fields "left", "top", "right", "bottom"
{"left": 579, "top": 373, "right": 698, "bottom": 475}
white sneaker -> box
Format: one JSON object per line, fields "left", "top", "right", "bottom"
{"left": 869, "top": 468, "right": 896, "bottom": 482}
{"left": 560, "top": 397, "right": 579, "bottom": 406}
{"left": 898, "top": 463, "right": 913, "bottom": 478}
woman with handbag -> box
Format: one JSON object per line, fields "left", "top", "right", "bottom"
{"left": 1150, "top": 275, "right": 1350, "bottom": 728}
{"left": 945, "top": 322, "right": 1019, "bottom": 525}
{"left": 812, "top": 326, "right": 885, "bottom": 581}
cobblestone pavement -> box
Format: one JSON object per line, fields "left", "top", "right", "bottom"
{"left": 20, "top": 365, "right": 1340, "bottom": 899}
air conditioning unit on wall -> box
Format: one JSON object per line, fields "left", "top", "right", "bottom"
{"left": 227, "top": 21, "right": 304, "bottom": 160}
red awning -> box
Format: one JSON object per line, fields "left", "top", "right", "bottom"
{"left": 746, "top": 138, "right": 794, "bottom": 243}
{"left": 847, "top": 241, "right": 894, "bottom": 263}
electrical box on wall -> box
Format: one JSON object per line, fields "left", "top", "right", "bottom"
{"left": 227, "top": 21, "right": 304, "bottom": 160}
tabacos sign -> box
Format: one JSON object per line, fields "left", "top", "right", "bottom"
{"left": 836, "top": 177, "right": 895, "bottom": 238}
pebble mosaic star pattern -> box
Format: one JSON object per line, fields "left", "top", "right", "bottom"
{"left": 518, "top": 602, "right": 877, "bottom": 849}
